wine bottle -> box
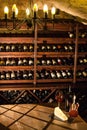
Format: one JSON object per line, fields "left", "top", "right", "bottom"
{"left": 78, "top": 57, "right": 83, "bottom": 65}
{"left": 23, "top": 58, "right": 28, "bottom": 66}
{"left": 82, "top": 70, "right": 87, "bottom": 78}
{"left": 50, "top": 70, "right": 57, "bottom": 79}
{"left": 23, "top": 45, "right": 28, "bottom": 52}
{"left": 83, "top": 57, "right": 87, "bottom": 65}
{"left": 6, "top": 71, "right": 11, "bottom": 80}
{"left": 28, "top": 58, "right": 34, "bottom": 66}
{"left": 44, "top": 70, "right": 50, "bottom": 79}
{"left": 41, "top": 56, "right": 47, "bottom": 65}
{"left": 36, "top": 71, "right": 41, "bottom": 79}
{"left": 76, "top": 70, "right": 82, "bottom": 78}
{"left": 68, "top": 44, "right": 74, "bottom": 52}
{"left": 0, "top": 44, "right": 5, "bottom": 51}
{"left": 6, "top": 58, "right": 11, "bottom": 66}
{"left": 63, "top": 45, "right": 68, "bottom": 52}
{"left": 56, "top": 70, "right": 62, "bottom": 79}
{"left": 17, "top": 70, "right": 23, "bottom": 79}
{"left": 61, "top": 70, "right": 67, "bottom": 78}
{"left": 52, "top": 58, "right": 57, "bottom": 65}
{"left": 28, "top": 70, "right": 34, "bottom": 79}
{"left": 57, "top": 58, "right": 62, "bottom": 65}
{"left": 18, "top": 44, "right": 23, "bottom": 52}
{"left": 18, "top": 58, "right": 23, "bottom": 66}
{"left": 11, "top": 45, "right": 17, "bottom": 52}
{"left": 47, "top": 45, "right": 51, "bottom": 52}
{"left": 40, "top": 69, "right": 45, "bottom": 79}
{"left": 10, "top": 58, "right": 17, "bottom": 66}
{"left": 68, "top": 31, "right": 74, "bottom": 38}
{"left": 52, "top": 45, "right": 58, "bottom": 52}
{"left": 37, "top": 59, "right": 41, "bottom": 65}
{"left": 41, "top": 44, "right": 47, "bottom": 52}
{"left": 5, "top": 45, "right": 11, "bottom": 52}
{"left": 66, "top": 70, "right": 73, "bottom": 78}
{"left": 57, "top": 45, "right": 63, "bottom": 52}
{"left": 0, "top": 71, "right": 5, "bottom": 80}
{"left": 0, "top": 58, "right": 5, "bottom": 66}
{"left": 10, "top": 71, "right": 16, "bottom": 80}
{"left": 47, "top": 58, "right": 52, "bottom": 65}
{"left": 29, "top": 44, "right": 34, "bottom": 52}
{"left": 23, "top": 70, "right": 28, "bottom": 79}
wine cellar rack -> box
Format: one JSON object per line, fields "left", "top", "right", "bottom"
{"left": 0, "top": 19, "right": 87, "bottom": 104}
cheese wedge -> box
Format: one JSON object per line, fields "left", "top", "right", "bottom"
{"left": 54, "top": 107, "right": 68, "bottom": 121}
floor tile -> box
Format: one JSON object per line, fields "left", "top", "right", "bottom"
{"left": 27, "top": 110, "right": 50, "bottom": 122}
{"left": 19, "top": 115, "right": 47, "bottom": 129}
{"left": 11, "top": 106, "right": 29, "bottom": 114}
{"left": 0, "top": 107, "right": 7, "bottom": 114}
{"left": 34, "top": 105, "right": 54, "bottom": 114}
{"left": 1, "top": 105, "right": 15, "bottom": 109}
{"left": 17, "top": 104, "right": 36, "bottom": 109}
{"left": 4, "top": 110, "right": 22, "bottom": 120}
{"left": 0, "top": 115, "right": 14, "bottom": 127}
{"left": 9, "top": 121, "right": 35, "bottom": 130}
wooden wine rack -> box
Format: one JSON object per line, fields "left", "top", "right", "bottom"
{"left": 0, "top": 19, "right": 87, "bottom": 91}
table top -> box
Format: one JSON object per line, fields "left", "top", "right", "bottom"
{"left": 0, "top": 104, "right": 87, "bottom": 130}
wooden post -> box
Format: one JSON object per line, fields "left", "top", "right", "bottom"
{"left": 73, "top": 23, "right": 79, "bottom": 83}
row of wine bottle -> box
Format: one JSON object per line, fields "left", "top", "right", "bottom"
{"left": 0, "top": 44, "right": 75, "bottom": 52}
{"left": 78, "top": 57, "right": 87, "bottom": 65}
{"left": 0, "top": 70, "right": 34, "bottom": 80}
{"left": 0, "top": 69, "right": 73, "bottom": 80}
{"left": 0, "top": 57, "right": 74, "bottom": 66}
{"left": 36, "top": 69, "right": 73, "bottom": 79}
{"left": 1, "top": 57, "right": 87, "bottom": 66}
{"left": 77, "top": 69, "right": 87, "bottom": 78}
{"left": 0, "top": 43, "right": 87, "bottom": 52}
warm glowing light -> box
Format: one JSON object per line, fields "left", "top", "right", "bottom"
{"left": 43, "top": 4, "right": 48, "bottom": 13}
{"left": 15, "top": 7, "right": 18, "bottom": 16}
{"left": 33, "top": 3, "right": 38, "bottom": 12}
{"left": 26, "top": 8, "right": 30, "bottom": 16}
{"left": 12, "top": 4, "right": 17, "bottom": 12}
{"left": 4, "top": 6, "right": 9, "bottom": 14}
{"left": 51, "top": 7, "right": 56, "bottom": 15}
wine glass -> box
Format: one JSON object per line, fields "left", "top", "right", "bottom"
{"left": 55, "top": 90, "right": 64, "bottom": 108}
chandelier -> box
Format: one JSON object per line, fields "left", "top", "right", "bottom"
{"left": 3, "top": 3, "right": 56, "bottom": 31}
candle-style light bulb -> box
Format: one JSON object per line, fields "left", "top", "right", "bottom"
{"left": 4, "top": 6, "right": 9, "bottom": 20}
{"left": 26, "top": 8, "right": 30, "bottom": 18}
{"left": 15, "top": 7, "right": 18, "bottom": 17}
{"left": 51, "top": 7, "right": 56, "bottom": 19}
{"left": 12, "top": 4, "right": 17, "bottom": 19}
{"left": 43, "top": 4, "right": 48, "bottom": 19}
{"left": 33, "top": 3, "right": 38, "bottom": 19}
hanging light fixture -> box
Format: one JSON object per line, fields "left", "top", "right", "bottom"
{"left": 3, "top": 2, "right": 56, "bottom": 31}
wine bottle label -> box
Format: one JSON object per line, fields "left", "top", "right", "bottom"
{"left": 29, "top": 60, "right": 33, "bottom": 65}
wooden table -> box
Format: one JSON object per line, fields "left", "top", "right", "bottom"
{"left": 0, "top": 104, "right": 87, "bottom": 130}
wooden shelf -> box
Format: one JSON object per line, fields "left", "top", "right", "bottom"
{"left": 36, "top": 65, "right": 73, "bottom": 70}
{"left": 0, "top": 66, "right": 34, "bottom": 71}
